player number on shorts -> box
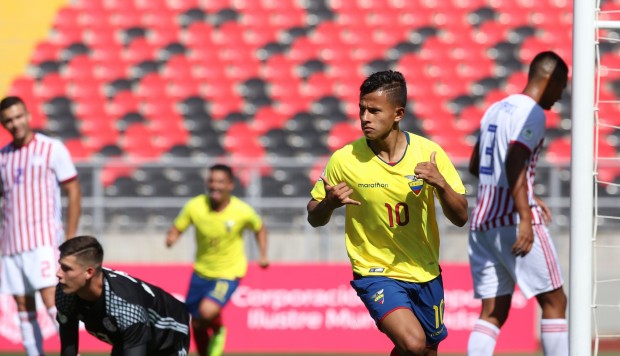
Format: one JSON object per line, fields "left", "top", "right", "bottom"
{"left": 41, "top": 260, "right": 52, "bottom": 278}
{"left": 212, "top": 280, "right": 229, "bottom": 300}
{"left": 384, "top": 202, "right": 409, "bottom": 227}
{"left": 432, "top": 299, "right": 445, "bottom": 329}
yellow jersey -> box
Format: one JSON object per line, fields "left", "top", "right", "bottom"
{"left": 311, "top": 132, "right": 466, "bottom": 282}
{"left": 173, "top": 195, "right": 263, "bottom": 279}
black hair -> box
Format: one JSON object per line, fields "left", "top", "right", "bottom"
{"left": 528, "top": 51, "right": 568, "bottom": 80}
{"left": 0, "top": 96, "right": 26, "bottom": 111}
{"left": 359, "top": 70, "right": 407, "bottom": 108}
{"left": 59, "top": 235, "right": 104, "bottom": 270}
{"left": 210, "top": 164, "right": 234, "bottom": 181}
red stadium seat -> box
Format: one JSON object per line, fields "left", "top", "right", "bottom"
{"left": 84, "top": 29, "right": 119, "bottom": 48}
{"left": 74, "top": 97, "right": 107, "bottom": 119}
{"left": 136, "top": 74, "right": 168, "bottom": 101}
{"left": 328, "top": 122, "right": 361, "bottom": 151}
{"left": 53, "top": 7, "right": 80, "bottom": 31}
{"left": 65, "top": 55, "right": 96, "bottom": 80}
{"left": 269, "top": 8, "right": 306, "bottom": 29}
{"left": 36, "top": 73, "right": 69, "bottom": 100}
{"left": 31, "top": 41, "right": 61, "bottom": 64}
{"left": 109, "top": 91, "right": 140, "bottom": 118}
{"left": 261, "top": 54, "right": 296, "bottom": 81}
{"left": 149, "top": 27, "right": 180, "bottom": 48}
{"left": 70, "top": 78, "right": 105, "bottom": 101}
{"left": 64, "top": 138, "right": 95, "bottom": 161}
{"left": 252, "top": 106, "right": 288, "bottom": 133}
{"left": 167, "top": 77, "right": 203, "bottom": 100}
{"left": 109, "top": 9, "right": 143, "bottom": 28}
{"left": 302, "top": 73, "right": 336, "bottom": 102}
{"left": 124, "top": 38, "right": 157, "bottom": 65}
{"left": 473, "top": 21, "right": 509, "bottom": 46}
{"left": 288, "top": 37, "right": 321, "bottom": 64}
{"left": 505, "top": 71, "right": 528, "bottom": 93}
{"left": 9, "top": 76, "right": 36, "bottom": 98}
{"left": 224, "top": 122, "right": 261, "bottom": 152}
{"left": 81, "top": 120, "right": 119, "bottom": 151}
{"left": 544, "top": 137, "right": 571, "bottom": 164}
{"left": 142, "top": 98, "right": 179, "bottom": 119}
{"left": 122, "top": 123, "right": 164, "bottom": 159}
{"left": 50, "top": 27, "right": 84, "bottom": 47}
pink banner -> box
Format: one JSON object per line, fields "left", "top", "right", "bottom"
{"left": 0, "top": 263, "right": 536, "bottom": 353}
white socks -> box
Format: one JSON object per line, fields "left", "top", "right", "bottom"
{"left": 19, "top": 311, "right": 44, "bottom": 356}
{"left": 468, "top": 319, "right": 499, "bottom": 356}
{"left": 541, "top": 318, "right": 568, "bottom": 356}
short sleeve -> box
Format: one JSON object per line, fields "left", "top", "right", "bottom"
{"left": 310, "top": 153, "right": 341, "bottom": 201}
{"left": 173, "top": 199, "right": 195, "bottom": 232}
{"left": 435, "top": 146, "right": 466, "bottom": 195}
{"left": 244, "top": 205, "right": 263, "bottom": 232}
{"left": 51, "top": 140, "right": 77, "bottom": 183}
{"left": 511, "top": 106, "right": 546, "bottom": 152}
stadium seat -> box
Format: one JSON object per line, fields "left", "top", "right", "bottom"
{"left": 31, "top": 41, "right": 62, "bottom": 64}
{"left": 544, "top": 136, "right": 571, "bottom": 164}
{"left": 9, "top": 76, "right": 37, "bottom": 99}
{"left": 328, "top": 122, "right": 361, "bottom": 151}
{"left": 64, "top": 138, "right": 95, "bottom": 161}
{"left": 136, "top": 73, "right": 168, "bottom": 101}
{"left": 37, "top": 73, "right": 69, "bottom": 101}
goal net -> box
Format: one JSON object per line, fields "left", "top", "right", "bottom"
{"left": 591, "top": 1, "right": 620, "bottom": 354}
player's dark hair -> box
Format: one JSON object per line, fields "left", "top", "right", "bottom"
{"left": 210, "top": 164, "right": 234, "bottom": 181}
{"left": 59, "top": 235, "right": 104, "bottom": 270}
{"left": 0, "top": 96, "right": 26, "bottom": 111}
{"left": 528, "top": 51, "right": 568, "bottom": 80}
{"left": 360, "top": 70, "right": 407, "bottom": 108}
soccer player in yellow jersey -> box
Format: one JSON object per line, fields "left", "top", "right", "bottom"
{"left": 165, "top": 164, "right": 268, "bottom": 356}
{"left": 307, "top": 70, "right": 468, "bottom": 356}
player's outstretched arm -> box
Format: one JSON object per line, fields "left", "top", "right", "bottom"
{"left": 307, "top": 175, "right": 360, "bottom": 227}
{"left": 255, "top": 225, "right": 269, "bottom": 268}
{"left": 415, "top": 152, "right": 468, "bottom": 227}
{"left": 165, "top": 225, "right": 182, "bottom": 248}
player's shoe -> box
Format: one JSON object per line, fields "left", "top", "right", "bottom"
{"left": 207, "top": 326, "right": 227, "bottom": 356}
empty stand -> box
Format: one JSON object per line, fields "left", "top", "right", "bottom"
{"left": 5, "top": 0, "right": 583, "bottom": 230}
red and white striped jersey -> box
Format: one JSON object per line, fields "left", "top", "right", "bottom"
{"left": 470, "top": 94, "right": 546, "bottom": 231}
{"left": 0, "top": 133, "right": 77, "bottom": 256}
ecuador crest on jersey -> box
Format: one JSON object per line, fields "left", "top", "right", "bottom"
{"left": 405, "top": 175, "right": 423, "bottom": 195}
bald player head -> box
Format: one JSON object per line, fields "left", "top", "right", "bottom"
{"left": 523, "top": 51, "right": 569, "bottom": 110}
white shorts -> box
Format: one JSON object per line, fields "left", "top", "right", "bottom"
{"left": 0, "top": 246, "right": 59, "bottom": 295}
{"left": 468, "top": 224, "right": 564, "bottom": 299}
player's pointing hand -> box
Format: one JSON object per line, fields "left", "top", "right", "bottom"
{"left": 320, "top": 174, "right": 361, "bottom": 208}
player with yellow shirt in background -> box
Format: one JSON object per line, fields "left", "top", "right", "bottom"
{"left": 166, "top": 164, "right": 268, "bottom": 356}
{"left": 307, "top": 70, "right": 468, "bottom": 356}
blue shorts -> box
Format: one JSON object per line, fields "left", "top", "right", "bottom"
{"left": 185, "top": 272, "right": 240, "bottom": 317}
{"left": 350, "top": 274, "right": 448, "bottom": 346}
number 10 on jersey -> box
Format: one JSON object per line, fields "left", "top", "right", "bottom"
{"left": 385, "top": 202, "right": 410, "bottom": 227}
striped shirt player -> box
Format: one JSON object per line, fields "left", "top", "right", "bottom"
{"left": 56, "top": 268, "right": 190, "bottom": 356}
{"left": 0, "top": 132, "right": 77, "bottom": 256}
{"left": 470, "top": 94, "right": 548, "bottom": 231}
{"left": 469, "top": 94, "right": 564, "bottom": 298}
{"left": 467, "top": 52, "right": 569, "bottom": 356}
{"left": 1, "top": 96, "right": 82, "bottom": 356}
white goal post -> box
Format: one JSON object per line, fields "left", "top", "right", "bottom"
{"left": 572, "top": 1, "right": 620, "bottom": 355}
{"left": 570, "top": 0, "right": 594, "bottom": 355}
